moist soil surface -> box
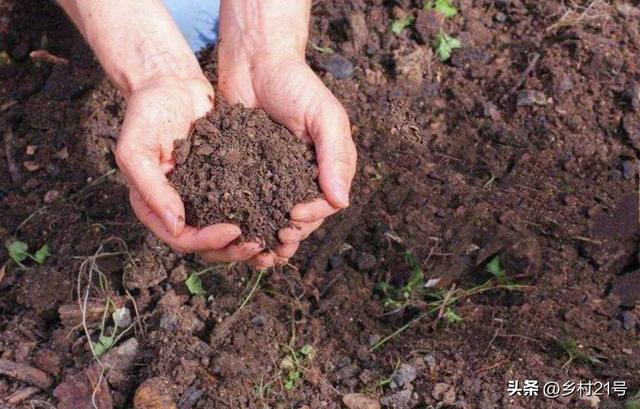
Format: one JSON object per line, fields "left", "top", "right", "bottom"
{"left": 169, "top": 100, "right": 321, "bottom": 249}
{"left": 1, "top": 1, "right": 640, "bottom": 409}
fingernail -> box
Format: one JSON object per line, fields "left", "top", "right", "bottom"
{"left": 163, "top": 211, "right": 180, "bottom": 236}
{"left": 332, "top": 180, "right": 350, "bottom": 208}
{"left": 291, "top": 207, "right": 309, "bottom": 220}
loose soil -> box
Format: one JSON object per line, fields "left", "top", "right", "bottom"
{"left": 168, "top": 100, "right": 321, "bottom": 249}
{"left": 1, "top": 1, "right": 639, "bottom": 409}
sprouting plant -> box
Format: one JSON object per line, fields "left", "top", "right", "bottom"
{"left": 486, "top": 255, "right": 506, "bottom": 280}
{"left": 444, "top": 307, "right": 463, "bottom": 323}
{"left": 553, "top": 337, "right": 603, "bottom": 370}
{"left": 391, "top": 15, "right": 415, "bottom": 35}
{"left": 375, "top": 251, "right": 424, "bottom": 310}
{"left": 424, "top": 0, "right": 458, "bottom": 18}
{"left": 90, "top": 299, "right": 133, "bottom": 358}
{"left": 185, "top": 272, "right": 206, "bottom": 296}
{"left": 280, "top": 344, "right": 315, "bottom": 391}
{"left": 5, "top": 240, "right": 50, "bottom": 266}
{"left": 434, "top": 31, "right": 461, "bottom": 61}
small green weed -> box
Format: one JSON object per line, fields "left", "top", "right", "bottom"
{"left": 434, "top": 31, "right": 461, "bottom": 61}
{"left": 280, "top": 344, "right": 315, "bottom": 391}
{"left": 375, "top": 251, "right": 424, "bottom": 310}
{"left": 391, "top": 15, "right": 415, "bottom": 35}
{"left": 185, "top": 273, "right": 206, "bottom": 296}
{"left": 424, "top": 0, "right": 458, "bottom": 18}
{"left": 5, "top": 240, "right": 50, "bottom": 266}
{"left": 553, "top": 337, "right": 603, "bottom": 370}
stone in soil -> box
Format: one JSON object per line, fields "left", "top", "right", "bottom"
{"left": 168, "top": 98, "right": 321, "bottom": 248}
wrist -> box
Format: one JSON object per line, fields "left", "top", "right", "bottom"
{"left": 219, "top": 0, "right": 310, "bottom": 66}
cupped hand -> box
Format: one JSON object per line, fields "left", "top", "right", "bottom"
{"left": 115, "top": 76, "right": 266, "bottom": 262}
{"left": 217, "top": 52, "right": 357, "bottom": 268}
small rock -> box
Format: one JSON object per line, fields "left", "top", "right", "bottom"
{"left": 329, "top": 253, "right": 344, "bottom": 270}
{"left": 622, "top": 113, "right": 640, "bottom": 150}
{"left": 622, "top": 348, "right": 633, "bottom": 355}
{"left": 390, "top": 364, "right": 417, "bottom": 389}
{"left": 350, "top": 11, "right": 368, "bottom": 52}
{"left": 177, "top": 387, "right": 202, "bottom": 409}
{"left": 23, "top": 161, "right": 40, "bottom": 172}
{"left": 495, "top": 12, "right": 507, "bottom": 23}
{"left": 160, "top": 312, "right": 179, "bottom": 331}
{"left": 134, "top": 377, "right": 177, "bottom": 409}
{"left": 380, "top": 390, "right": 412, "bottom": 409}
{"left": 423, "top": 354, "right": 436, "bottom": 372}
{"left": 34, "top": 349, "right": 62, "bottom": 377}
{"left": 54, "top": 366, "right": 113, "bottom": 409}
{"left": 622, "top": 310, "right": 636, "bottom": 330}
{"left": 25, "top": 145, "right": 37, "bottom": 155}
{"left": 251, "top": 315, "right": 267, "bottom": 326}
{"left": 356, "top": 252, "right": 377, "bottom": 271}
{"left": 432, "top": 383, "right": 455, "bottom": 404}
{"left": 343, "top": 393, "right": 381, "bottom": 409}
{"left": 517, "top": 90, "right": 550, "bottom": 107}
{"left": 368, "top": 333, "right": 381, "bottom": 347}
{"left": 503, "top": 237, "right": 542, "bottom": 276}
{"left": 43, "top": 189, "right": 61, "bottom": 203}
{"left": 169, "top": 264, "right": 189, "bottom": 285}
{"left": 53, "top": 147, "right": 69, "bottom": 160}
{"left": 611, "top": 270, "right": 640, "bottom": 308}
{"left": 622, "top": 160, "right": 636, "bottom": 180}
{"left": 324, "top": 54, "right": 354, "bottom": 79}
{"left": 112, "top": 307, "right": 132, "bottom": 328}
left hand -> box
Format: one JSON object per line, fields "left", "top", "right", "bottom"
{"left": 216, "top": 38, "right": 357, "bottom": 269}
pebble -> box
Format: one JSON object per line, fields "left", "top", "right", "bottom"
{"left": 622, "top": 160, "right": 636, "bottom": 180}
{"left": 251, "top": 314, "right": 267, "bottom": 327}
{"left": 43, "top": 189, "right": 61, "bottom": 204}
{"left": 380, "top": 390, "right": 412, "bottom": 408}
{"left": 495, "top": 12, "right": 507, "bottom": 22}
{"left": 343, "top": 393, "right": 381, "bottom": 409}
{"left": 329, "top": 254, "right": 344, "bottom": 270}
{"left": 324, "top": 54, "right": 354, "bottom": 79}
{"left": 423, "top": 354, "right": 436, "bottom": 372}
{"left": 622, "top": 310, "right": 635, "bottom": 330}
{"left": 368, "top": 333, "right": 381, "bottom": 347}
{"left": 159, "top": 312, "right": 179, "bottom": 332}
{"left": 390, "top": 363, "right": 417, "bottom": 389}
{"left": 516, "top": 90, "right": 549, "bottom": 107}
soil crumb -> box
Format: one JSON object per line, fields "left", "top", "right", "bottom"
{"left": 168, "top": 98, "right": 321, "bottom": 248}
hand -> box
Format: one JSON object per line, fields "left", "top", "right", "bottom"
{"left": 217, "top": 49, "right": 357, "bottom": 268}
{"left": 115, "top": 76, "right": 266, "bottom": 261}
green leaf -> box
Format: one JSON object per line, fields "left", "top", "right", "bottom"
{"left": 33, "top": 244, "right": 50, "bottom": 264}
{"left": 486, "top": 256, "right": 505, "bottom": 279}
{"left": 404, "top": 251, "right": 424, "bottom": 290}
{"left": 284, "top": 379, "right": 295, "bottom": 390}
{"left": 444, "top": 308, "right": 463, "bottom": 323}
{"left": 434, "top": 32, "right": 461, "bottom": 61}
{"left": 92, "top": 335, "right": 115, "bottom": 357}
{"left": 425, "top": 0, "right": 458, "bottom": 18}
{"left": 391, "top": 15, "right": 415, "bottom": 34}
{"left": 288, "top": 371, "right": 301, "bottom": 382}
{"left": 185, "top": 272, "right": 206, "bottom": 296}
{"left": 5, "top": 240, "right": 29, "bottom": 263}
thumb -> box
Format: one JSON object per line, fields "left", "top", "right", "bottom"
{"left": 308, "top": 96, "right": 357, "bottom": 209}
{"left": 115, "top": 142, "right": 186, "bottom": 237}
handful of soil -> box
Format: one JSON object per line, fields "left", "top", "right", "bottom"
{"left": 168, "top": 98, "right": 321, "bottom": 249}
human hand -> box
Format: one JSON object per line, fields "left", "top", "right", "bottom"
{"left": 115, "top": 76, "right": 266, "bottom": 261}
{"left": 217, "top": 0, "right": 357, "bottom": 268}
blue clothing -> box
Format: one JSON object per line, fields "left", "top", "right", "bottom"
{"left": 163, "top": 0, "right": 220, "bottom": 51}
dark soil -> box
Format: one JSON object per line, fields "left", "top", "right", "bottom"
{"left": 1, "top": 0, "right": 639, "bottom": 408}
{"left": 168, "top": 100, "right": 321, "bottom": 248}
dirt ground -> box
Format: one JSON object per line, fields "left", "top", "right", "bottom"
{"left": 1, "top": 1, "right": 639, "bottom": 408}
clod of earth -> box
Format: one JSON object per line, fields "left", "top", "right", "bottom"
{"left": 168, "top": 98, "right": 321, "bottom": 248}
{"left": 343, "top": 393, "right": 381, "bottom": 409}
{"left": 133, "top": 377, "right": 177, "bottom": 409}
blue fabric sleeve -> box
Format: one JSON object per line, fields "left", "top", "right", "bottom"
{"left": 162, "top": 0, "right": 221, "bottom": 52}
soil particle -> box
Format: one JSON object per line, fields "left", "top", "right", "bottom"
{"left": 123, "top": 234, "right": 175, "bottom": 290}
{"left": 432, "top": 382, "right": 456, "bottom": 404}
{"left": 53, "top": 365, "right": 112, "bottom": 409}
{"left": 349, "top": 11, "right": 368, "bottom": 52}
{"left": 414, "top": 9, "right": 445, "bottom": 43}
{"left": 133, "top": 377, "right": 177, "bottom": 409}
{"left": 343, "top": 393, "right": 381, "bottom": 409}
{"left": 323, "top": 53, "right": 355, "bottom": 79}
{"left": 390, "top": 363, "right": 417, "bottom": 389}
{"left": 168, "top": 99, "right": 321, "bottom": 248}
{"left": 611, "top": 270, "right": 640, "bottom": 308}
{"left": 622, "top": 113, "right": 640, "bottom": 150}
{"left": 355, "top": 251, "right": 377, "bottom": 271}
{"left": 516, "top": 89, "right": 550, "bottom": 107}
{"left": 380, "top": 389, "right": 412, "bottom": 409}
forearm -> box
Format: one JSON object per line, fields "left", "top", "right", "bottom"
{"left": 57, "top": 0, "right": 203, "bottom": 98}
{"left": 219, "top": 0, "right": 311, "bottom": 63}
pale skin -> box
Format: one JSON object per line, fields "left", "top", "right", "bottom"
{"left": 57, "top": 0, "right": 357, "bottom": 268}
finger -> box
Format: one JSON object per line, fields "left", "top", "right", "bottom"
{"left": 248, "top": 251, "right": 277, "bottom": 270}
{"left": 290, "top": 197, "right": 339, "bottom": 222}
{"left": 116, "top": 140, "right": 186, "bottom": 237}
{"left": 307, "top": 95, "right": 357, "bottom": 209}
{"left": 130, "top": 187, "right": 241, "bottom": 253}
{"left": 275, "top": 242, "right": 299, "bottom": 260}
{"left": 198, "top": 241, "right": 264, "bottom": 263}
{"left": 278, "top": 219, "right": 323, "bottom": 244}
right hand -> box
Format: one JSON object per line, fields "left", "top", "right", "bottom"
{"left": 115, "top": 75, "right": 266, "bottom": 262}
